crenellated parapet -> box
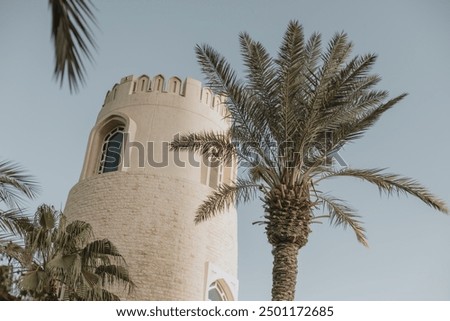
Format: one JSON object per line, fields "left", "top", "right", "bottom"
{"left": 102, "top": 74, "right": 228, "bottom": 118}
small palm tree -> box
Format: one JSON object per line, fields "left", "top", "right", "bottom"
{"left": 0, "top": 159, "right": 38, "bottom": 300}
{"left": 12, "top": 204, "right": 134, "bottom": 300}
{"left": 171, "top": 21, "right": 448, "bottom": 300}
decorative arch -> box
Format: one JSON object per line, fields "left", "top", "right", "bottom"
{"left": 208, "top": 279, "right": 234, "bottom": 301}
{"left": 103, "top": 84, "right": 119, "bottom": 106}
{"left": 204, "top": 262, "right": 238, "bottom": 301}
{"left": 98, "top": 126, "right": 125, "bottom": 174}
{"left": 137, "top": 75, "right": 150, "bottom": 92}
{"left": 80, "top": 114, "right": 137, "bottom": 179}
{"left": 152, "top": 75, "right": 165, "bottom": 92}
{"left": 168, "top": 77, "right": 182, "bottom": 94}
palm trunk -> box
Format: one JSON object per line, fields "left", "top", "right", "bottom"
{"left": 271, "top": 242, "right": 300, "bottom": 300}
{"left": 265, "top": 184, "right": 312, "bottom": 301}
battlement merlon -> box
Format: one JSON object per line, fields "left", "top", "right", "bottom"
{"left": 101, "top": 74, "right": 229, "bottom": 118}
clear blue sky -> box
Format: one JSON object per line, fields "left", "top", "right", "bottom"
{"left": 1, "top": 0, "right": 449, "bottom": 300}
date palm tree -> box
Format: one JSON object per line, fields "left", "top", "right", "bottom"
{"left": 171, "top": 21, "right": 448, "bottom": 300}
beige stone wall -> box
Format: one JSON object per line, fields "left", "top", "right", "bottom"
{"left": 64, "top": 172, "right": 237, "bottom": 300}
{"left": 64, "top": 75, "right": 238, "bottom": 300}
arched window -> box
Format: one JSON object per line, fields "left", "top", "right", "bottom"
{"left": 98, "top": 126, "right": 125, "bottom": 174}
{"left": 208, "top": 280, "right": 230, "bottom": 301}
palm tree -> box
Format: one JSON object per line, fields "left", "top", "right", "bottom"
{"left": 0, "top": 159, "right": 38, "bottom": 300}
{"left": 171, "top": 21, "right": 448, "bottom": 300}
{"left": 11, "top": 204, "right": 134, "bottom": 300}
{"left": 0, "top": 161, "right": 133, "bottom": 300}
{"left": 48, "top": 0, "right": 97, "bottom": 92}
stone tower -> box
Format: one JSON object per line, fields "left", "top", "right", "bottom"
{"left": 64, "top": 74, "right": 238, "bottom": 300}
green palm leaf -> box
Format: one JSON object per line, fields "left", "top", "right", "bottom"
{"left": 331, "top": 93, "right": 408, "bottom": 146}
{"left": 95, "top": 265, "right": 134, "bottom": 287}
{"left": 195, "top": 179, "right": 259, "bottom": 223}
{"left": 49, "top": 0, "right": 97, "bottom": 92}
{"left": 317, "top": 194, "right": 368, "bottom": 247}
{"left": 0, "top": 210, "right": 33, "bottom": 238}
{"left": 0, "top": 160, "right": 39, "bottom": 208}
{"left": 318, "top": 168, "right": 448, "bottom": 213}
{"left": 82, "top": 239, "right": 123, "bottom": 258}
{"left": 170, "top": 130, "right": 235, "bottom": 165}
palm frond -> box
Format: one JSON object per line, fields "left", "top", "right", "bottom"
{"left": 309, "top": 31, "right": 352, "bottom": 112}
{"left": 317, "top": 168, "right": 448, "bottom": 213}
{"left": 28, "top": 205, "right": 59, "bottom": 260}
{"left": 316, "top": 54, "right": 384, "bottom": 124}
{"left": 239, "top": 32, "right": 281, "bottom": 162}
{"left": 98, "top": 289, "right": 121, "bottom": 301}
{"left": 170, "top": 130, "right": 235, "bottom": 165}
{"left": 20, "top": 270, "right": 47, "bottom": 292}
{"left": 81, "top": 269, "right": 100, "bottom": 287}
{"left": 248, "top": 164, "right": 279, "bottom": 187}
{"left": 83, "top": 239, "right": 123, "bottom": 257}
{"left": 195, "top": 43, "right": 239, "bottom": 96}
{"left": 195, "top": 178, "right": 259, "bottom": 223}
{"left": 304, "top": 31, "right": 322, "bottom": 73}
{"left": 195, "top": 44, "right": 266, "bottom": 144}
{"left": 63, "top": 219, "right": 94, "bottom": 249}
{"left": 35, "top": 204, "right": 58, "bottom": 230}
{"left": 276, "top": 20, "right": 305, "bottom": 94}
{"left": 293, "top": 32, "right": 354, "bottom": 166}
{"left": 81, "top": 239, "right": 124, "bottom": 267}
{"left": 332, "top": 93, "right": 408, "bottom": 145}
{"left": 334, "top": 53, "right": 379, "bottom": 94}
{"left": 320, "top": 31, "right": 353, "bottom": 78}
{"left": 317, "top": 194, "right": 368, "bottom": 247}
{"left": 299, "top": 32, "right": 321, "bottom": 106}
{"left": 275, "top": 21, "right": 306, "bottom": 143}
{"left": 0, "top": 160, "right": 39, "bottom": 208}
{"left": 0, "top": 233, "right": 15, "bottom": 243}
{"left": 239, "top": 32, "right": 278, "bottom": 107}
{"left": 1, "top": 241, "right": 33, "bottom": 267}
{"left": 196, "top": 43, "right": 289, "bottom": 174}
{"left": 94, "top": 289, "right": 121, "bottom": 301}
{"left": 46, "top": 253, "right": 77, "bottom": 272}
{"left": 0, "top": 209, "right": 33, "bottom": 237}
{"left": 49, "top": 0, "right": 97, "bottom": 92}
{"left": 74, "top": 287, "right": 121, "bottom": 301}
{"left": 95, "top": 265, "right": 134, "bottom": 289}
